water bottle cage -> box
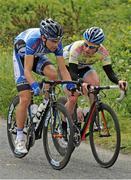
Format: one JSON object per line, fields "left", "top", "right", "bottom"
{"left": 36, "top": 111, "right": 42, "bottom": 118}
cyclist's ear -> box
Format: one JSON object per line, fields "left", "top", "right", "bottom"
{"left": 41, "top": 35, "right": 46, "bottom": 41}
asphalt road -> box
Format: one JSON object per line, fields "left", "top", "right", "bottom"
{"left": 0, "top": 117, "right": 131, "bottom": 179}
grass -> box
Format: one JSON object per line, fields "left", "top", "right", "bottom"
{"left": 0, "top": 47, "right": 17, "bottom": 118}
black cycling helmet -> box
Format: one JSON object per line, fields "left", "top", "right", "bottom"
{"left": 40, "top": 18, "right": 63, "bottom": 40}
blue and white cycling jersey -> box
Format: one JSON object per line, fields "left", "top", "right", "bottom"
{"left": 14, "top": 28, "right": 63, "bottom": 57}
{"left": 13, "top": 28, "right": 63, "bottom": 88}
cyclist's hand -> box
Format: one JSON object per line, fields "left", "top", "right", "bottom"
{"left": 31, "top": 82, "right": 40, "bottom": 96}
{"left": 66, "top": 82, "right": 77, "bottom": 91}
{"left": 118, "top": 80, "right": 128, "bottom": 91}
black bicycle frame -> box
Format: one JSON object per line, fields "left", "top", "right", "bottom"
{"left": 34, "top": 85, "right": 57, "bottom": 140}
{"left": 35, "top": 102, "right": 50, "bottom": 140}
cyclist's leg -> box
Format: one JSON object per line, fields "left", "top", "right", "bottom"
{"left": 58, "top": 64, "right": 78, "bottom": 117}
{"left": 16, "top": 90, "right": 31, "bottom": 129}
{"left": 65, "top": 95, "right": 78, "bottom": 117}
{"left": 15, "top": 90, "right": 32, "bottom": 152}
{"left": 43, "top": 63, "right": 57, "bottom": 80}
{"left": 34, "top": 55, "right": 57, "bottom": 80}
{"left": 35, "top": 55, "right": 57, "bottom": 99}
{"left": 73, "top": 65, "right": 99, "bottom": 122}
{"left": 81, "top": 65, "right": 100, "bottom": 104}
{"left": 16, "top": 56, "right": 57, "bottom": 134}
{"left": 61, "top": 75, "right": 78, "bottom": 118}
{"left": 13, "top": 50, "right": 32, "bottom": 153}
{"left": 80, "top": 66, "right": 100, "bottom": 128}
{"left": 77, "top": 107, "right": 85, "bottom": 122}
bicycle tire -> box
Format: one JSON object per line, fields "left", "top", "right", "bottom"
{"left": 89, "top": 103, "right": 120, "bottom": 168}
{"left": 43, "top": 102, "right": 74, "bottom": 170}
{"left": 7, "top": 96, "right": 32, "bottom": 158}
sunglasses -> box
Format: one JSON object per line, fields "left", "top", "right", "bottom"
{"left": 84, "top": 42, "right": 99, "bottom": 49}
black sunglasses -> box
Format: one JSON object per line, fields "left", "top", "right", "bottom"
{"left": 84, "top": 42, "right": 99, "bottom": 49}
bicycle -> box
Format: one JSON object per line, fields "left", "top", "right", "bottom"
{"left": 7, "top": 79, "right": 76, "bottom": 170}
{"left": 57, "top": 81, "right": 127, "bottom": 168}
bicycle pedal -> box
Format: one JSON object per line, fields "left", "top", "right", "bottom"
{"left": 120, "top": 146, "right": 126, "bottom": 150}
{"left": 85, "top": 132, "right": 90, "bottom": 137}
{"left": 99, "top": 134, "right": 111, "bottom": 137}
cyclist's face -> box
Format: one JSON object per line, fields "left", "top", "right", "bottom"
{"left": 83, "top": 40, "right": 100, "bottom": 56}
{"left": 42, "top": 36, "right": 60, "bottom": 51}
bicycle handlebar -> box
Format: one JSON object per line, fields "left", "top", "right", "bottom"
{"left": 116, "top": 90, "right": 126, "bottom": 102}
{"left": 87, "top": 85, "right": 127, "bottom": 102}
{"left": 39, "top": 79, "right": 127, "bottom": 102}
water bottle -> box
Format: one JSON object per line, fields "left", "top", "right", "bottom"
{"left": 34, "top": 99, "right": 49, "bottom": 123}
{"left": 30, "top": 104, "right": 38, "bottom": 117}
{"left": 30, "top": 104, "right": 39, "bottom": 123}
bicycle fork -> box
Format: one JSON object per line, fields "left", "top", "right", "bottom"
{"left": 81, "top": 103, "right": 96, "bottom": 141}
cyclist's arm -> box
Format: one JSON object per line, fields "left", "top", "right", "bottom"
{"left": 55, "top": 42, "right": 72, "bottom": 80}
{"left": 56, "top": 56, "right": 72, "bottom": 80}
{"left": 24, "top": 55, "right": 35, "bottom": 84}
{"left": 98, "top": 45, "right": 119, "bottom": 84}
{"left": 103, "top": 64, "right": 119, "bottom": 84}
{"left": 24, "top": 37, "right": 38, "bottom": 85}
{"left": 68, "top": 42, "right": 81, "bottom": 80}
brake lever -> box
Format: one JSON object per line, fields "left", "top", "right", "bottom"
{"left": 116, "top": 82, "right": 128, "bottom": 102}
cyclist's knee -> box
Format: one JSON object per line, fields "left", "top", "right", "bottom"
{"left": 44, "top": 65, "right": 58, "bottom": 80}
{"left": 86, "top": 78, "right": 100, "bottom": 86}
{"left": 19, "top": 91, "right": 31, "bottom": 107}
{"left": 49, "top": 71, "right": 57, "bottom": 80}
{"left": 84, "top": 71, "right": 100, "bottom": 86}
{"left": 91, "top": 79, "right": 100, "bottom": 86}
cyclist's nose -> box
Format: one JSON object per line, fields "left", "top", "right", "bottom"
{"left": 53, "top": 43, "right": 58, "bottom": 48}
{"left": 85, "top": 47, "right": 90, "bottom": 52}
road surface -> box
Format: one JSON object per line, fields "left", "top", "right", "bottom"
{"left": 0, "top": 118, "right": 131, "bottom": 179}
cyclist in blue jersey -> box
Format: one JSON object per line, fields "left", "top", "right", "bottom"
{"left": 13, "top": 18, "right": 74, "bottom": 154}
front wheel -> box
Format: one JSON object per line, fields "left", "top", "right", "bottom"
{"left": 89, "top": 103, "right": 120, "bottom": 168}
{"left": 43, "top": 103, "right": 74, "bottom": 170}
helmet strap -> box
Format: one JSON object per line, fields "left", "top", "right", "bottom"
{"left": 44, "top": 38, "right": 48, "bottom": 48}
{"left": 41, "top": 35, "right": 48, "bottom": 48}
